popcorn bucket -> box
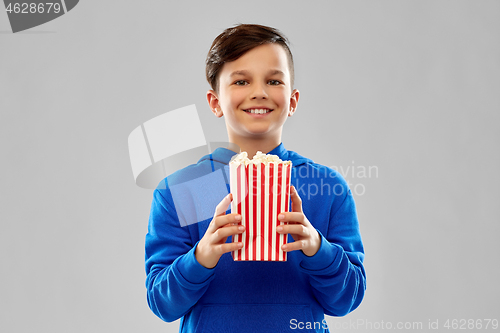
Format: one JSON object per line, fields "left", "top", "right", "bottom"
{"left": 230, "top": 161, "right": 292, "bottom": 261}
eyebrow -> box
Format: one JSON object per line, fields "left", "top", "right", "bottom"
{"left": 229, "top": 69, "right": 285, "bottom": 78}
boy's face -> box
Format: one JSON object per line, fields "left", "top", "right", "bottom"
{"left": 208, "top": 43, "right": 299, "bottom": 145}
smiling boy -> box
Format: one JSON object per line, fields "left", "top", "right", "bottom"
{"left": 145, "top": 24, "right": 366, "bottom": 333}
{"left": 207, "top": 41, "right": 298, "bottom": 160}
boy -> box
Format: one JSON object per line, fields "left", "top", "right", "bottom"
{"left": 145, "top": 24, "right": 366, "bottom": 333}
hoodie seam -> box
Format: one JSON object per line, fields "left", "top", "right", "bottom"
{"left": 209, "top": 154, "right": 215, "bottom": 173}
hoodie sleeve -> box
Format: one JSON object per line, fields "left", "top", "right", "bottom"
{"left": 296, "top": 186, "right": 366, "bottom": 317}
{"left": 145, "top": 187, "right": 215, "bottom": 322}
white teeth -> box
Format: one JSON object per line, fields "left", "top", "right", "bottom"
{"left": 246, "top": 109, "right": 271, "bottom": 114}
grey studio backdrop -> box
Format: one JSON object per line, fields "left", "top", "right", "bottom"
{"left": 1, "top": 1, "right": 499, "bottom": 332}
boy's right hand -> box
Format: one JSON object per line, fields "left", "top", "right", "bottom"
{"left": 195, "top": 193, "right": 244, "bottom": 269}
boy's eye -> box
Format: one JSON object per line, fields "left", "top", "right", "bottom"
{"left": 234, "top": 79, "right": 282, "bottom": 86}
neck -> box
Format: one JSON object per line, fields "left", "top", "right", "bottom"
{"left": 229, "top": 135, "right": 281, "bottom": 158}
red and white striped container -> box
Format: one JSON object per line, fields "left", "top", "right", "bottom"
{"left": 230, "top": 160, "right": 292, "bottom": 261}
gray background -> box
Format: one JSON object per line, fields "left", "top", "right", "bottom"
{"left": 1, "top": 1, "right": 499, "bottom": 332}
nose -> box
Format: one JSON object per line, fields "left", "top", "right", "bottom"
{"left": 251, "top": 81, "right": 268, "bottom": 100}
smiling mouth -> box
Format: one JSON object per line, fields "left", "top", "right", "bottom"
{"left": 243, "top": 109, "right": 273, "bottom": 114}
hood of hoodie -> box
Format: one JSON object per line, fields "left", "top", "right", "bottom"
{"left": 158, "top": 143, "right": 315, "bottom": 225}
{"left": 160, "top": 142, "right": 313, "bottom": 191}
{"left": 199, "top": 142, "right": 313, "bottom": 168}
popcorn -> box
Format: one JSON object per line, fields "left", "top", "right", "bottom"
{"left": 230, "top": 151, "right": 292, "bottom": 261}
{"left": 230, "top": 151, "right": 292, "bottom": 166}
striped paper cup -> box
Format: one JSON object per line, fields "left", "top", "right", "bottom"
{"left": 230, "top": 161, "right": 292, "bottom": 261}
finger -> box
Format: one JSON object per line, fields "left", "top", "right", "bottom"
{"left": 214, "top": 241, "right": 244, "bottom": 256}
{"left": 214, "top": 193, "right": 232, "bottom": 216}
{"left": 290, "top": 186, "right": 303, "bottom": 213}
{"left": 212, "top": 225, "right": 245, "bottom": 243}
{"left": 211, "top": 213, "right": 241, "bottom": 232}
{"left": 282, "top": 239, "right": 306, "bottom": 252}
{"left": 276, "top": 224, "right": 308, "bottom": 236}
{"left": 277, "top": 212, "right": 305, "bottom": 224}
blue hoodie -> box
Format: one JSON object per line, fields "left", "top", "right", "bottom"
{"left": 145, "top": 143, "right": 366, "bottom": 333}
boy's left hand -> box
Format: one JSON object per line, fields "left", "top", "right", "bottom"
{"left": 277, "top": 185, "right": 321, "bottom": 257}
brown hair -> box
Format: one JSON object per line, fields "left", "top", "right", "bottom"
{"left": 206, "top": 24, "right": 295, "bottom": 94}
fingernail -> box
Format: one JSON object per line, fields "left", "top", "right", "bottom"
{"left": 282, "top": 244, "right": 288, "bottom": 250}
{"left": 277, "top": 226, "right": 283, "bottom": 232}
{"left": 238, "top": 242, "right": 243, "bottom": 247}
{"left": 235, "top": 215, "right": 241, "bottom": 221}
{"left": 278, "top": 214, "right": 285, "bottom": 220}
{"left": 238, "top": 225, "right": 244, "bottom": 231}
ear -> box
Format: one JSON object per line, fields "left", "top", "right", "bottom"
{"left": 207, "top": 90, "right": 223, "bottom": 118}
{"left": 288, "top": 89, "right": 299, "bottom": 116}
